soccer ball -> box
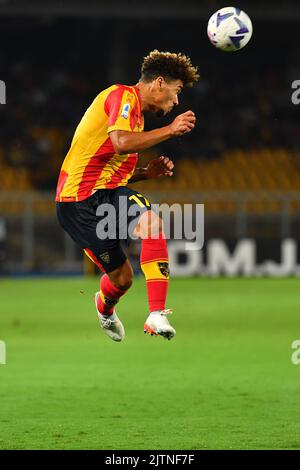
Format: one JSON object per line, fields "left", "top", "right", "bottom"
{"left": 207, "top": 6, "right": 253, "bottom": 52}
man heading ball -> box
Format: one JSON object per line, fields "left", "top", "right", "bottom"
{"left": 56, "top": 50, "right": 199, "bottom": 342}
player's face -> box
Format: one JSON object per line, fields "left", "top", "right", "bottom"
{"left": 150, "top": 78, "right": 183, "bottom": 117}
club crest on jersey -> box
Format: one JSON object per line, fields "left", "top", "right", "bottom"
{"left": 121, "top": 103, "right": 130, "bottom": 119}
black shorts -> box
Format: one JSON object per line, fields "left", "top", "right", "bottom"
{"left": 56, "top": 186, "right": 151, "bottom": 273}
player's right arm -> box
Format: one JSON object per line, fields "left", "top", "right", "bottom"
{"left": 109, "top": 111, "right": 196, "bottom": 155}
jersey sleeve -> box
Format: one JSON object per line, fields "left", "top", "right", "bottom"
{"left": 106, "top": 87, "right": 137, "bottom": 133}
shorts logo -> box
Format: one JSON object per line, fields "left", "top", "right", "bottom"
{"left": 99, "top": 251, "right": 110, "bottom": 264}
{"left": 158, "top": 262, "right": 170, "bottom": 278}
{"left": 121, "top": 103, "right": 130, "bottom": 119}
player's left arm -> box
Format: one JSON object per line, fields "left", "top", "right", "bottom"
{"left": 128, "top": 156, "right": 174, "bottom": 184}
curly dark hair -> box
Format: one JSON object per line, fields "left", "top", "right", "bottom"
{"left": 140, "top": 50, "right": 200, "bottom": 87}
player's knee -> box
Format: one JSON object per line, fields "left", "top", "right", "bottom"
{"left": 109, "top": 262, "right": 133, "bottom": 290}
{"left": 118, "top": 275, "right": 133, "bottom": 291}
{"left": 138, "top": 211, "right": 164, "bottom": 239}
{"left": 110, "top": 274, "right": 133, "bottom": 291}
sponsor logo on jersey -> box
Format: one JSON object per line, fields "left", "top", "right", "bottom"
{"left": 121, "top": 103, "right": 130, "bottom": 119}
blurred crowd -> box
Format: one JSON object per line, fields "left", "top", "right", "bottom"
{"left": 0, "top": 17, "right": 299, "bottom": 191}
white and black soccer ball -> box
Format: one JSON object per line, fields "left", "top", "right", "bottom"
{"left": 207, "top": 6, "right": 253, "bottom": 52}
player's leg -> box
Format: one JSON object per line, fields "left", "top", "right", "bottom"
{"left": 110, "top": 186, "right": 175, "bottom": 340}
{"left": 56, "top": 194, "right": 131, "bottom": 342}
{"left": 134, "top": 210, "right": 176, "bottom": 340}
{"left": 94, "top": 257, "right": 133, "bottom": 317}
{"left": 84, "top": 246, "right": 133, "bottom": 342}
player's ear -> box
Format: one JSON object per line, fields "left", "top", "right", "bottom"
{"left": 156, "top": 76, "right": 165, "bottom": 91}
{"left": 150, "top": 76, "right": 164, "bottom": 93}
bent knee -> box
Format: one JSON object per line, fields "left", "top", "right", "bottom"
{"left": 117, "top": 276, "right": 133, "bottom": 290}
{"left": 109, "top": 262, "right": 133, "bottom": 290}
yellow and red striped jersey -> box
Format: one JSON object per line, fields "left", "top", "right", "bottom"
{"left": 55, "top": 84, "right": 144, "bottom": 202}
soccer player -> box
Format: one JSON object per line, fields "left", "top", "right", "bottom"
{"left": 56, "top": 50, "right": 199, "bottom": 342}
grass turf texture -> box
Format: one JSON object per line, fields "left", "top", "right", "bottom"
{"left": 0, "top": 277, "right": 300, "bottom": 450}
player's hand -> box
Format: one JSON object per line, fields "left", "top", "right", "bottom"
{"left": 146, "top": 156, "right": 174, "bottom": 179}
{"left": 169, "top": 110, "right": 196, "bottom": 136}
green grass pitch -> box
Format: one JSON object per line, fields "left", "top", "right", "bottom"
{"left": 0, "top": 277, "right": 300, "bottom": 450}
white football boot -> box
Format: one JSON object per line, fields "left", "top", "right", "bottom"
{"left": 94, "top": 292, "right": 125, "bottom": 342}
{"left": 144, "top": 309, "right": 176, "bottom": 340}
